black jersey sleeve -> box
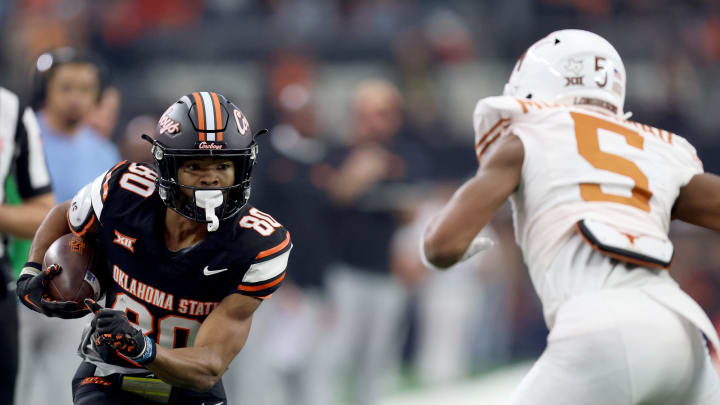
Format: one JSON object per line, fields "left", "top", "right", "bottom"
{"left": 229, "top": 208, "right": 292, "bottom": 299}
{"left": 68, "top": 160, "right": 149, "bottom": 236}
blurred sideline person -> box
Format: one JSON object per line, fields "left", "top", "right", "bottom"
{"left": 0, "top": 86, "right": 55, "bottom": 405}
{"left": 392, "top": 195, "right": 510, "bottom": 384}
{"left": 423, "top": 29, "right": 720, "bottom": 404}
{"left": 305, "top": 79, "right": 430, "bottom": 405}
{"left": 16, "top": 48, "right": 121, "bottom": 405}
{"left": 31, "top": 48, "right": 121, "bottom": 202}
{"left": 226, "top": 55, "right": 333, "bottom": 405}
{"left": 16, "top": 92, "right": 292, "bottom": 405}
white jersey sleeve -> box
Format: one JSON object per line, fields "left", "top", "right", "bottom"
{"left": 669, "top": 135, "right": 703, "bottom": 186}
{"left": 472, "top": 96, "right": 520, "bottom": 166}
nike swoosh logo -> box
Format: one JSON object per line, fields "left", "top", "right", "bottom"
{"left": 203, "top": 266, "right": 229, "bottom": 276}
{"left": 24, "top": 294, "right": 42, "bottom": 311}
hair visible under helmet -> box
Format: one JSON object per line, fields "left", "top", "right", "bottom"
{"left": 503, "top": 29, "right": 628, "bottom": 117}
{"left": 142, "top": 91, "right": 266, "bottom": 231}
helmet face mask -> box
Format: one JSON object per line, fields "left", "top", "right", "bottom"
{"left": 146, "top": 92, "right": 262, "bottom": 227}
{"left": 503, "top": 29, "right": 627, "bottom": 116}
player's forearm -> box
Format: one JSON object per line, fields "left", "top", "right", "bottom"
{"left": 27, "top": 200, "right": 72, "bottom": 263}
{"left": 423, "top": 180, "right": 493, "bottom": 268}
{"left": 0, "top": 195, "right": 55, "bottom": 239}
{"left": 146, "top": 346, "right": 226, "bottom": 392}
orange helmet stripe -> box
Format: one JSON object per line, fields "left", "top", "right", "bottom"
{"left": 211, "top": 92, "right": 223, "bottom": 141}
{"left": 192, "top": 92, "right": 206, "bottom": 141}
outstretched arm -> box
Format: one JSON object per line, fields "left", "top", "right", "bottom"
{"left": 672, "top": 172, "right": 720, "bottom": 231}
{"left": 423, "top": 135, "right": 523, "bottom": 268}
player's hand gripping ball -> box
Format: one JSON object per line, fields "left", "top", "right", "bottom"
{"left": 17, "top": 234, "right": 101, "bottom": 318}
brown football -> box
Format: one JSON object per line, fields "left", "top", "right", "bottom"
{"left": 43, "top": 234, "right": 100, "bottom": 304}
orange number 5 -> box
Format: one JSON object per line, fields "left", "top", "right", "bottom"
{"left": 570, "top": 112, "right": 652, "bottom": 212}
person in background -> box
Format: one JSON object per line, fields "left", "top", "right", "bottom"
{"left": 0, "top": 86, "right": 55, "bottom": 405}
{"left": 31, "top": 47, "right": 121, "bottom": 202}
{"left": 16, "top": 91, "right": 292, "bottom": 405}
{"left": 15, "top": 48, "right": 121, "bottom": 405}
{"left": 392, "top": 192, "right": 511, "bottom": 384}
{"left": 423, "top": 29, "right": 720, "bottom": 404}
{"left": 305, "top": 79, "right": 430, "bottom": 405}
{"left": 226, "top": 53, "right": 334, "bottom": 405}
{"left": 117, "top": 114, "right": 157, "bottom": 164}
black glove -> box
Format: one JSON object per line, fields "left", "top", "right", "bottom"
{"left": 85, "top": 299, "right": 157, "bottom": 367}
{"left": 16, "top": 263, "right": 89, "bottom": 318}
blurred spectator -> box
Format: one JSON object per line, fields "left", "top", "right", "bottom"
{"left": 0, "top": 86, "right": 54, "bottom": 405}
{"left": 5, "top": 0, "right": 720, "bottom": 399}
{"left": 30, "top": 48, "right": 121, "bottom": 202}
{"left": 304, "top": 79, "right": 430, "bottom": 405}
{"left": 15, "top": 48, "right": 120, "bottom": 405}
{"left": 391, "top": 191, "right": 512, "bottom": 385}
{"left": 118, "top": 114, "right": 156, "bottom": 163}
{"left": 226, "top": 53, "right": 335, "bottom": 405}
{"left": 85, "top": 86, "right": 121, "bottom": 139}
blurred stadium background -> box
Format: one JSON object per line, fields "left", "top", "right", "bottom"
{"left": 3, "top": 1, "right": 720, "bottom": 404}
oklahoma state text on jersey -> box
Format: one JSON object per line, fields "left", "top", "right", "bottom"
{"left": 67, "top": 161, "right": 291, "bottom": 354}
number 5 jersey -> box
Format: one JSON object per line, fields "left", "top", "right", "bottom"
{"left": 473, "top": 96, "right": 719, "bottom": 351}
{"left": 67, "top": 160, "right": 292, "bottom": 376}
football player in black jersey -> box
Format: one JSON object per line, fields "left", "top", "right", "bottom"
{"left": 17, "top": 92, "right": 292, "bottom": 405}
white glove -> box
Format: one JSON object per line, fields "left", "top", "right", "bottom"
{"left": 460, "top": 233, "right": 495, "bottom": 262}
{"left": 420, "top": 231, "right": 495, "bottom": 270}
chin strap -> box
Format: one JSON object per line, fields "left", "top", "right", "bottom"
{"left": 194, "top": 190, "right": 224, "bottom": 232}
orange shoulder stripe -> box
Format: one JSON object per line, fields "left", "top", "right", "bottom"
{"left": 475, "top": 118, "right": 509, "bottom": 150}
{"left": 68, "top": 214, "right": 96, "bottom": 237}
{"left": 237, "top": 272, "right": 286, "bottom": 292}
{"left": 255, "top": 231, "right": 291, "bottom": 259}
{"left": 102, "top": 160, "right": 128, "bottom": 202}
{"left": 476, "top": 129, "right": 507, "bottom": 163}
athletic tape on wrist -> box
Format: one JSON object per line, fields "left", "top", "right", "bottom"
{"left": 20, "top": 262, "right": 42, "bottom": 277}
{"left": 131, "top": 335, "right": 156, "bottom": 364}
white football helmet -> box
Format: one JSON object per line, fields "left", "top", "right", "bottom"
{"left": 503, "top": 29, "right": 627, "bottom": 117}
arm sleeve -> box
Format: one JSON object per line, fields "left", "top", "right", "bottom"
{"left": 232, "top": 229, "right": 292, "bottom": 299}
{"left": 14, "top": 106, "right": 52, "bottom": 198}
{"left": 472, "top": 97, "right": 515, "bottom": 167}
{"left": 673, "top": 136, "right": 704, "bottom": 187}
{"left": 67, "top": 160, "right": 128, "bottom": 235}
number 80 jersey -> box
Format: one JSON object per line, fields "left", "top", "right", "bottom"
{"left": 68, "top": 161, "right": 292, "bottom": 373}
{"left": 473, "top": 96, "right": 702, "bottom": 280}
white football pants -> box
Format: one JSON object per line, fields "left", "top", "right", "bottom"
{"left": 509, "top": 288, "right": 720, "bottom": 405}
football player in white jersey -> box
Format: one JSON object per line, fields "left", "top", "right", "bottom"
{"left": 422, "top": 29, "right": 720, "bottom": 404}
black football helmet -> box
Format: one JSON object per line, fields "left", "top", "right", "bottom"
{"left": 142, "top": 92, "right": 266, "bottom": 226}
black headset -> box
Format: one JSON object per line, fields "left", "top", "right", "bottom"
{"left": 30, "top": 47, "right": 110, "bottom": 110}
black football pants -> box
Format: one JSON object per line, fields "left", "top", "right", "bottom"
{"left": 0, "top": 289, "right": 18, "bottom": 405}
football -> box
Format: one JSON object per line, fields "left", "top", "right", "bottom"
{"left": 43, "top": 233, "right": 101, "bottom": 304}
